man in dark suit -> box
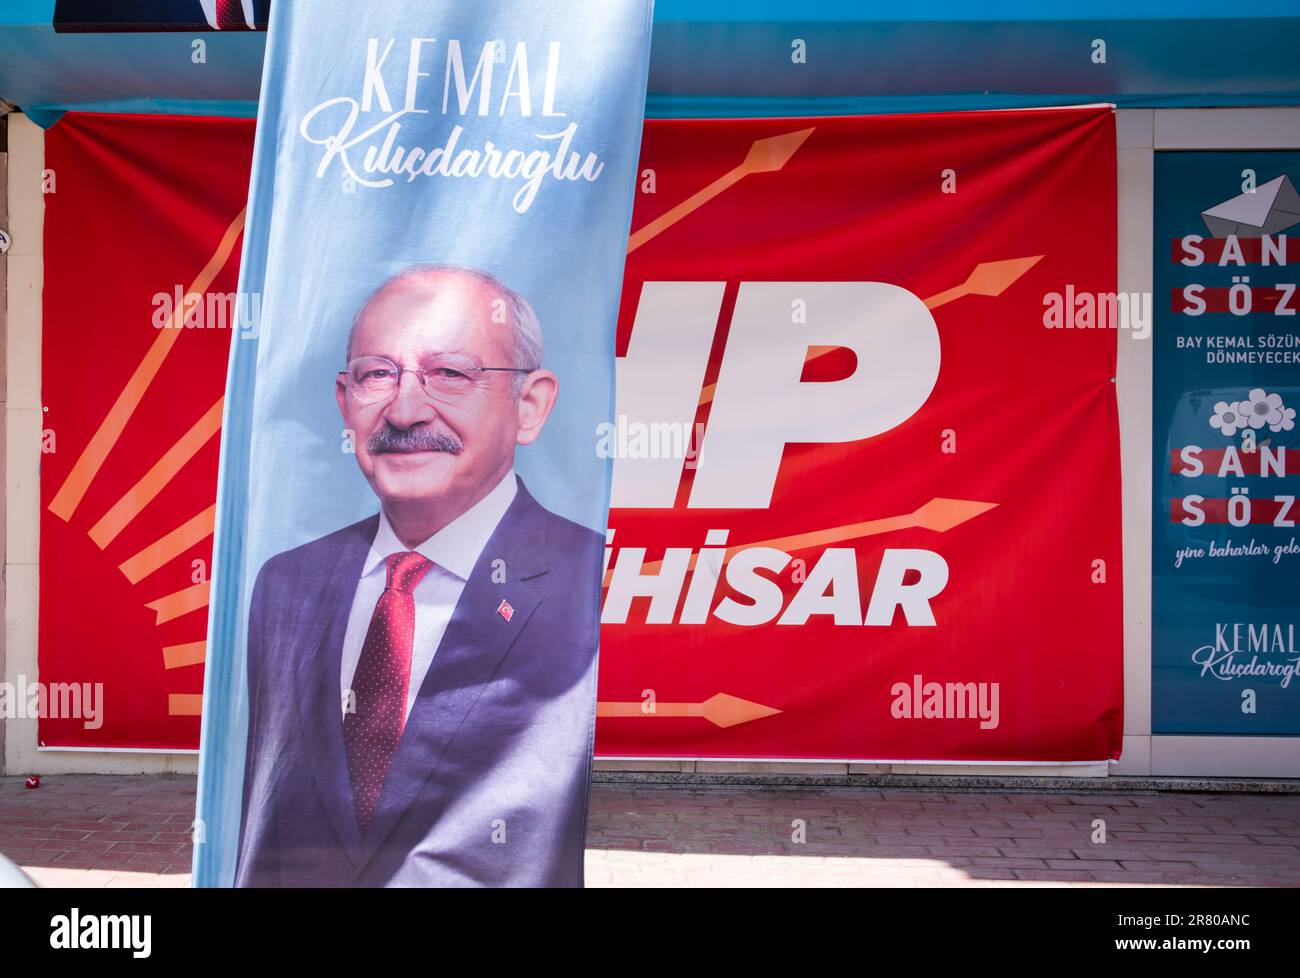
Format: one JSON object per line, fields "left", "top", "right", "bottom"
{"left": 235, "top": 265, "right": 604, "bottom": 886}
{"left": 55, "top": 0, "right": 271, "bottom": 31}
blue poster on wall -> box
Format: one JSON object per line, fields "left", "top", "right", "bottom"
{"left": 1152, "top": 150, "right": 1300, "bottom": 735}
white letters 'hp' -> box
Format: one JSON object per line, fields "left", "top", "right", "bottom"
{"left": 611, "top": 282, "right": 725, "bottom": 507}
{"left": 690, "top": 282, "right": 940, "bottom": 508}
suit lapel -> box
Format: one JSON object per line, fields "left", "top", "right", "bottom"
{"left": 357, "top": 480, "right": 549, "bottom": 868}
{"left": 292, "top": 515, "right": 377, "bottom": 865}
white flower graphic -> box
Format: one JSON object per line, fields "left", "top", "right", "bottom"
{"left": 1209, "top": 400, "right": 1248, "bottom": 436}
{"left": 1271, "top": 406, "right": 1297, "bottom": 433}
{"left": 1239, "top": 388, "right": 1284, "bottom": 429}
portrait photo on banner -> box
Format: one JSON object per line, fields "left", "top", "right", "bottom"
{"left": 195, "top": 0, "right": 656, "bottom": 888}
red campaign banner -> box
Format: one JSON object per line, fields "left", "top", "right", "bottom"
{"left": 599, "top": 108, "right": 1122, "bottom": 762}
{"left": 40, "top": 113, "right": 254, "bottom": 748}
{"left": 38, "top": 107, "right": 1121, "bottom": 760}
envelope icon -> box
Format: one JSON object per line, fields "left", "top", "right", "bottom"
{"left": 1201, "top": 174, "right": 1300, "bottom": 237}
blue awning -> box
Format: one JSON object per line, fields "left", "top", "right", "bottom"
{"left": 3, "top": 0, "right": 1299, "bottom": 125}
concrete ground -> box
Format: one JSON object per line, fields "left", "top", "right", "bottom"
{"left": 2, "top": 774, "right": 1299, "bottom": 887}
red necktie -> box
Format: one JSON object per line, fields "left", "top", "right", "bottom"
{"left": 214, "top": 0, "right": 246, "bottom": 30}
{"left": 344, "top": 551, "right": 434, "bottom": 835}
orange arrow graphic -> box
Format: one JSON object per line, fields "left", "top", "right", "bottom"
{"left": 168, "top": 694, "right": 203, "bottom": 717}
{"left": 48, "top": 209, "right": 245, "bottom": 522}
{"left": 628, "top": 128, "right": 815, "bottom": 254}
{"left": 144, "top": 580, "right": 210, "bottom": 626}
{"left": 723, "top": 497, "right": 998, "bottom": 564}
{"left": 698, "top": 256, "right": 1043, "bottom": 404}
{"left": 923, "top": 255, "right": 1043, "bottom": 311}
{"left": 597, "top": 693, "right": 781, "bottom": 728}
{"left": 605, "top": 497, "right": 996, "bottom": 583}
{"left": 89, "top": 397, "right": 224, "bottom": 549}
{"left": 162, "top": 641, "right": 206, "bottom": 670}
{"left": 117, "top": 505, "right": 216, "bottom": 585}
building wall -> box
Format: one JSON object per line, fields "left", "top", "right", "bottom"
{"left": 2, "top": 108, "right": 1297, "bottom": 779}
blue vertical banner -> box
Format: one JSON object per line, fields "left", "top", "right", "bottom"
{"left": 195, "top": 0, "right": 654, "bottom": 886}
{"left": 1152, "top": 151, "right": 1300, "bottom": 736}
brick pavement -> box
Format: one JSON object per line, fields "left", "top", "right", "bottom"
{"left": 2, "top": 775, "right": 1298, "bottom": 887}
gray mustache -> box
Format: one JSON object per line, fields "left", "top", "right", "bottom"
{"left": 368, "top": 424, "right": 463, "bottom": 455}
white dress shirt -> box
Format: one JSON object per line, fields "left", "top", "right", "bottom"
{"left": 340, "top": 470, "right": 517, "bottom": 719}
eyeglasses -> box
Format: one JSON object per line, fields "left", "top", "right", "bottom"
{"left": 340, "top": 354, "right": 534, "bottom": 404}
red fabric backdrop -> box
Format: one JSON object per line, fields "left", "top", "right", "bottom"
{"left": 38, "top": 107, "right": 1120, "bottom": 759}
{"left": 600, "top": 107, "right": 1121, "bottom": 761}
{"left": 40, "top": 113, "right": 253, "bottom": 748}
